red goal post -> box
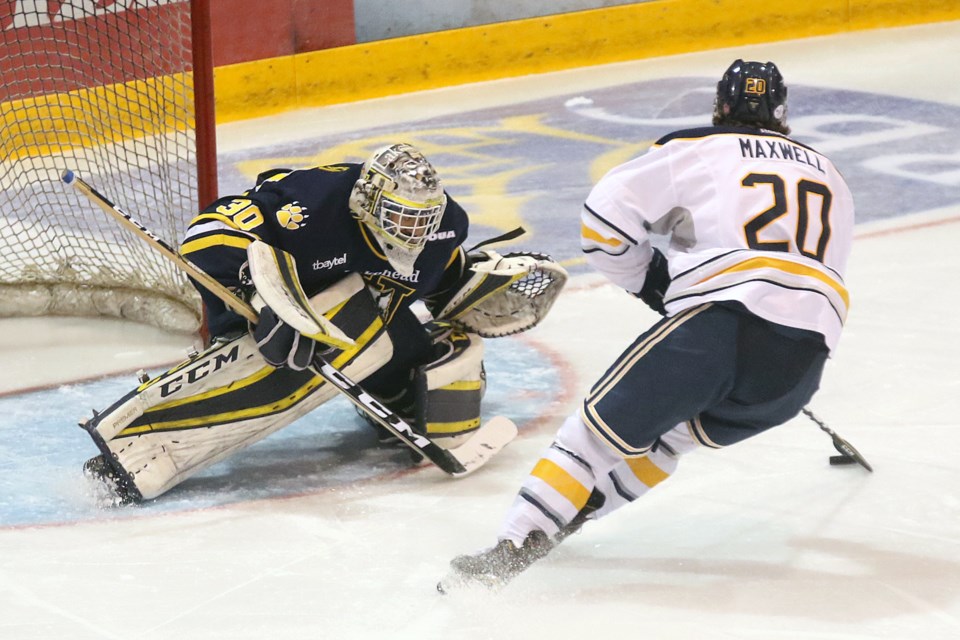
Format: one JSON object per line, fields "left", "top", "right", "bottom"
{"left": 0, "top": 0, "right": 217, "bottom": 333}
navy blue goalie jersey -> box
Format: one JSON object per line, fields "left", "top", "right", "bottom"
{"left": 180, "top": 163, "right": 470, "bottom": 336}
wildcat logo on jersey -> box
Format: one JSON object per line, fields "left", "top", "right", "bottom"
{"left": 276, "top": 203, "right": 308, "bottom": 230}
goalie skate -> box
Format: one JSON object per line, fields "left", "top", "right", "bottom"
{"left": 82, "top": 455, "right": 140, "bottom": 506}
{"left": 437, "top": 530, "right": 553, "bottom": 593}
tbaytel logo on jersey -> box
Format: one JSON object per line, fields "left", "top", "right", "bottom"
{"left": 313, "top": 253, "right": 347, "bottom": 271}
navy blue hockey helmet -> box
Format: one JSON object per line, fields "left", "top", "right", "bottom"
{"left": 713, "top": 59, "right": 789, "bottom": 134}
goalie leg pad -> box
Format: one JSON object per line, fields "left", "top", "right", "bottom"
{"left": 415, "top": 329, "right": 486, "bottom": 449}
{"left": 85, "top": 279, "right": 392, "bottom": 501}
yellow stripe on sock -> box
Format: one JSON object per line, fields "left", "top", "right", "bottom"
{"left": 625, "top": 456, "right": 670, "bottom": 488}
{"left": 530, "top": 458, "right": 591, "bottom": 509}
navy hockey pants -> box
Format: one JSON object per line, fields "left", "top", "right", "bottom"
{"left": 581, "top": 302, "right": 829, "bottom": 455}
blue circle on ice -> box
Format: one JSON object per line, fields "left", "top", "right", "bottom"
{"left": 0, "top": 338, "right": 559, "bottom": 527}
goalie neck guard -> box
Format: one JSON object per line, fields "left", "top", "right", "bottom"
{"left": 349, "top": 143, "right": 448, "bottom": 277}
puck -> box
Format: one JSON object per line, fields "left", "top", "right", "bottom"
{"left": 829, "top": 455, "right": 857, "bottom": 465}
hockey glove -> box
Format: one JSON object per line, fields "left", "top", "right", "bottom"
{"left": 634, "top": 248, "right": 670, "bottom": 316}
{"left": 252, "top": 305, "right": 317, "bottom": 370}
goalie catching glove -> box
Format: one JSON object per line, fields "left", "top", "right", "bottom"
{"left": 429, "top": 250, "right": 567, "bottom": 337}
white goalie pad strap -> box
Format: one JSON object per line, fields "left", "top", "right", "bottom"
{"left": 421, "top": 330, "right": 485, "bottom": 391}
{"left": 441, "top": 251, "right": 568, "bottom": 338}
{"left": 247, "top": 240, "right": 356, "bottom": 349}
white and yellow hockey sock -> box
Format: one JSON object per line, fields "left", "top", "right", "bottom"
{"left": 497, "top": 415, "right": 699, "bottom": 545}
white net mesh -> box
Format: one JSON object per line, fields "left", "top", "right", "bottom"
{"left": 0, "top": 0, "right": 206, "bottom": 333}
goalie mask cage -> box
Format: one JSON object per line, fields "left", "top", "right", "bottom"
{"left": 0, "top": 0, "right": 217, "bottom": 333}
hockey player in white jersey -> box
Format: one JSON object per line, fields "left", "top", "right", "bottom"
{"left": 441, "top": 59, "right": 855, "bottom": 590}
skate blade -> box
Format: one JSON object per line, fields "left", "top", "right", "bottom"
{"left": 436, "top": 569, "right": 505, "bottom": 595}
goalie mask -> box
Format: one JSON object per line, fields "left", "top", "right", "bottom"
{"left": 349, "top": 143, "right": 447, "bottom": 276}
{"left": 713, "top": 59, "right": 789, "bottom": 134}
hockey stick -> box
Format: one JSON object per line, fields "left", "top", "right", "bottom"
{"left": 63, "top": 170, "right": 517, "bottom": 477}
{"left": 802, "top": 407, "right": 873, "bottom": 472}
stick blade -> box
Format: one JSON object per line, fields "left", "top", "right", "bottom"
{"left": 829, "top": 434, "right": 874, "bottom": 472}
{"left": 447, "top": 416, "right": 519, "bottom": 478}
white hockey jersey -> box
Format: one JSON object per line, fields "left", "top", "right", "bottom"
{"left": 581, "top": 126, "right": 854, "bottom": 353}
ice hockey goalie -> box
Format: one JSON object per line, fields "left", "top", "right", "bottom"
{"left": 79, "top": 146, "right": 566, "bottom": 503}
{"left": 82, "top": 253, "right": 564, "bottom": 503}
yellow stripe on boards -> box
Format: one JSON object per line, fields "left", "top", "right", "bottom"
{"left": 1, "top": 74, "right": 192, "bottom": 159}
{"left": 212, "top": 0, "right": 960, "bottom": 122}
{"left": 530, "top": 458, "right": 591, "bottom": 509}
{"left": 6, "top": 2, "right": 958, "bottom": 146}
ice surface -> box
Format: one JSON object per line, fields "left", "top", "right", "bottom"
{"left": 1, "top": 21, "right": 959, "bottom": 640}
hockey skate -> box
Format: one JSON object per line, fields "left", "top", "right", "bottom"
{"left": 437, "top": 530, "right": 553, "bottom": 593}
{"left": 82, "top": 455, "right": 140, "bottom": 506}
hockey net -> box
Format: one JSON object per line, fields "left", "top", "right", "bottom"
{"left": 0, "top": 0, "right": 216, "bottom": 333}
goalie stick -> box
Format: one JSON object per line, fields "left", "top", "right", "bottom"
{"left": 62, "top": 170, "right": 517, "bottom": 477}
